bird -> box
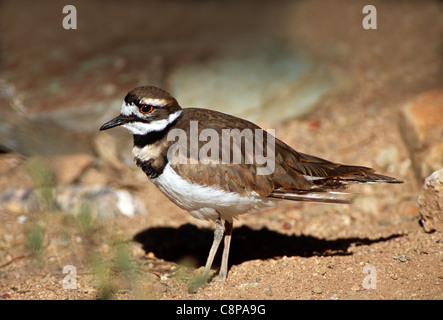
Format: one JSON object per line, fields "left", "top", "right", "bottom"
{"left": 99, "top": 85, "right": 403, "bottom": 284}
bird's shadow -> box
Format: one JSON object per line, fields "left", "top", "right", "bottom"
{"left": 133, "top": 223, "right": 403, "bottom": 267}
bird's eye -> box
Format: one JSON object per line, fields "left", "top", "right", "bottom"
{"left": 140, "top": 105, "right": 154, "bottom": 114}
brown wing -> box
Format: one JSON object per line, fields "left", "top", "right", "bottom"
{"left": 169, "top": 108, "right": 274, "bottom": 197}
{"left": 169, "top": 108, "right": 402, "bottom": 199}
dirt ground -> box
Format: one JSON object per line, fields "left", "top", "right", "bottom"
{"left": 1, "top": 0, "right": 442, "bottom": 301}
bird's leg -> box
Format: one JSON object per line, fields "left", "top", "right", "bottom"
{"left": 218, "top": 220, "right": 233, "bottom": 284}
{"left": 202, "top": 218, "right": 224, "bottom": 282}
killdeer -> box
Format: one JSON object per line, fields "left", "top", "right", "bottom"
{"left": 100, "top": 86, "right": 402, "bottom": 284}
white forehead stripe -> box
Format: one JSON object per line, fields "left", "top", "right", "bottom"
{"left": 140, "top": 98, "right": 170, "bottom": 107}
{"left": 122, "top": 109, "right": 182, "bottom": 135}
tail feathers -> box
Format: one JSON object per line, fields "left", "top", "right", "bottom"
{"left": 318, "top": 172, "right": 403, "bottom": 184}
{"left": 295, "top": 152, "right": 403, "bottom": 185}
{"left": 270, "top": 171, "right": 403, "bottom": 205}
{"left": 304, "top": 168, "right": 404, "bottom": 186}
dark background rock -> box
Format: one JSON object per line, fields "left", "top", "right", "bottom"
{"left": 0, "top": 81, "right": 94, "bottom": 157}
{"left": 0, "top": 186, "right": 149, "bottom": 218}
{"left": 1, "top": 0, "right": 442, "bottom": 168}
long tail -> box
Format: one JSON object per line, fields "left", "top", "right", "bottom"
{"left": 270, "top": 164, "right": 403, "bottom": 205}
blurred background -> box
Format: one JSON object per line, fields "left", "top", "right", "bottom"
{"left": 0, "top": 0, "right": 442, "bottom": 299}
{"left": 1, "top": 0, "right": 442, "bottom": 178}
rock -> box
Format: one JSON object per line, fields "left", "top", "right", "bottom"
{"left": 169, "top": 43, "right": 346, "bottom": 123}
{"left": 399, "top": 90, "right": 443, "bottom": 183}
{"left": 330, "top": 293, "right": 340, "bottom": 300}
{"left": 0, "top": 186, "right": 148, "bottom": 218}
{"left": 312, "top": 285, "right": 325, "bottom": 294}
{"left": 264, "top": 285, "right": 273, "bottom": 297}
{"left": 418, "top": 169, "right": 443, "bottom": 232}
{"left": 393, "top": 253, "right": 413, "bottom": 263}
{"left": 93, "top": 132, "right": 134, "bottom": 171}
{"left": 29, "top": 98, "right": 123, "bottom": 135}
{"left": 77, "top": 167, "right": 109, "bottom": 186}
{"left": 49, "top": 153, "right": 95, "bottom": 185}
{"left": 350, "top": 284, "right": 361, "bottom": 292}
{"left": 0, "top": 188, "right": 35, "bottom": 213}
{"left": 237, "top": 281, "right": 260, "bottom": 289}
{"left": 59, "top": 186, "right": 148, "bottom": 218}
{"left": 0, "top": 80, "right": 94, "bottom": 157}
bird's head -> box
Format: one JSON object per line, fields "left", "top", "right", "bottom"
{"left": 100, "top": 86, "right": 182, "bottom": 135}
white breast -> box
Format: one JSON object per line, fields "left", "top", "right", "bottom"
{"left": 151, "top": 164, "right": 274, "bottom": 222}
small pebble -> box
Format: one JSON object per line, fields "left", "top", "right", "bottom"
{"left": 238, "top": 282, "right": 260, "bottom": 289}
{"left": 351, "top": 285, "right": 360, "bottom": 292}
{"left": 312, "top": 285, "right": 325, "bottom": 294}
{"left": 393, "top": 254, "right": 412, "bottom": 262}
{"left": 330, "top": 293, "right": 339, "bottom": 300}
{"left": 265, "top": 285, "right": 273, "bottom": 296}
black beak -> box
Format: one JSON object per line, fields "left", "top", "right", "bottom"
{"left": 99, "top": 115, "right": 127, "bottom": 131}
